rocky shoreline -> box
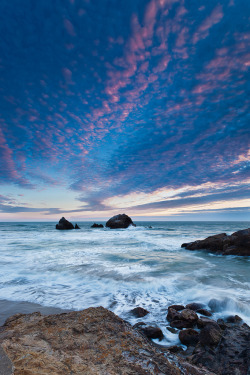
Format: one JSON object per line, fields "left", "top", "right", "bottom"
{"left": 0, "top": 302, "right": 249, "bottom": 375}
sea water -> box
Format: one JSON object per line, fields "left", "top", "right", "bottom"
{"left": 0, "top": 221, "right": 249, "bottom": 345}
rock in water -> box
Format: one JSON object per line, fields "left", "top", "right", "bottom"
{"left": 91, "top": 223, "right": 104, "bottom": 228}
{"left": 181, "top": 228, "right": 250, "bottom": 256}
{"left": 56, "top": 217, "right": 74, "bottom": 230}
{"left": 106, "top": 214, "right": 136, "bottom": 229}
{"left": 75, "top": 223, "right": 80, "bottom": 229}
{"left": 0, "top": 307, "right": 181, "bottom": 375}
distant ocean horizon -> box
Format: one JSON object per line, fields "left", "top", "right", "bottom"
{"left": 0, "top": 220, "right": 249, "bottom": 346}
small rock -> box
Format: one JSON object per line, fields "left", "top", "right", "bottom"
{"left": 217, "top": 318, "right": 228, "bottom": 330}
{"left": 186, "top": 303, "right": 204, "bottom": 311}
{"left": 166, "top": 308, "right": 181, "bottom": 322}
{"left": 196, "top": 308, "right": 212, "bottom": 317}
{"left": 199, "top": 324, "right": 222, "bottom": 347}
{"left": 167, "top": 345, "right": 184, "bottom": 354}
{"left": 167, "top": 326, "right": 178, "bottom": 334}
{"left": 168, "top": 304, "right": 185, "bottom": 311}
{"left": 180, "top": 309, "right": 198, "bottom": 323}
{"left": 170, "top": 320, "right": 194, "bottom": 329}
{"left": 130, "top": 307, "right": 149, "bottom": 318}
{"left": 141, "top": 326, "right": 164, "bottom": 341}
{"left": 225, "top": 315, "right": 243, "bottom": 324}
{"left": 75, "top": 223, "right": 80, "bottom": 229}
{"left": 179, "top": 329, "right": 199, "bottom": 346}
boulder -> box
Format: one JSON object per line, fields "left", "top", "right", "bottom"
{"left": 197, "top": 318, "right": 220, "bottom": 329}
{"left": 75, "top": 223, "right": 80, "bottom": 229}
{"left": 56, "top": 217, "right": 74, "bottom": 230}
{"left": 199, "top": 325, "right": 222, "bottom": 347}
{"left": 179, "top": 329, "right": 199, "bottom": 346}
{"left": 168, "top": 308, "right": 198, "bottom": 329}
{"left": 186, "top": 303, "right": 204, "bottom": 311}
{"left": 130, "top": 307, "right": 149, "bottom": 318}
{"left": 196, "top": 309, "right": 212, "bottom": 317}
{"left": 106, "top": 214, "right": 136, "bottom": 229}
{"left": 140, "top": 326, "right": 164, "bottom": 341}
{"left": 91, "top": 223, "right": 104, "bottom": 228}
{"left": 181, "top": 228, "right": 250, "bottom": 256}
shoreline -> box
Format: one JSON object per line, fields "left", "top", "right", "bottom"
{"left": 0, "top": 299, "right": 72, "bottom": 326}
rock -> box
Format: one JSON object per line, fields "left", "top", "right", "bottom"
{"left": 130, "top": 307, "right": 149, "bottom": 318}
{"left": 167, "top": 345, "right": 184, "bottom": 354}
{"left": 91, "top": 223, "right": 104, "bottom": 228}
{"left": 167, "top": 308, "right": 181, "bottom": 322}
{"left": 197, "top": 309, "right": 212, "bottom": 317}
{"left": 186, "top": 303, "right": 205, "bottom": 311}
{"left": 75, "top": 223, "right": 80, "bottom": 229}
{"left": 179, "top": 329, "right": 199, "bottom": 346}
{"left": 168, "top": 308, "right": 198, "bottom": 329}
{"left": 106, "top": 214, "right": 136, "bottom": 229}
{"left": 225, "top": 315, "right": 242, "bottom": 324}
{"left": 199, "top": 325, "right": 222, "bottom": 347}
{"left": 167, "top": 327, "right": 179, "bottom": 334}
{"left": 56, "top": 217, "right": 74, "bottom": 230}
{"left": 190, "top": 321, "right": 250, "bottom": 374}
{"left": 197, "top": 318, "right": 220, "bottom": 329}
{"left": 140, "top": 326, "right": 164, "bottom": 341}
{"left": 216, "top": 319, "right": 228, "bottom": 330}
{"left": 0, "top": 307, "right": 181, "bottom": 375}
{"left": 168, "top": 304, "right": 185, "bottom": 311}
{"left": 181, "top": 228, "right": 250, "bottom": 256}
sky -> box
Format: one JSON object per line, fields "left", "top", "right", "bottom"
{"left": 0, "top": 0, "right": 249, "bottom": 221}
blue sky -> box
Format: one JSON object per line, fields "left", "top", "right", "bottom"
{"left": 0, "top": 0, "right": 249, "bottom": 221}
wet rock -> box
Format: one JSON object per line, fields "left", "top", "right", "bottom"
{"left": 179, "top": 329, "right": 199, "bottom": 346}
{"left": 208, "top": 298, "right": 227, "bottom": 312}
{"left": 140, "top": 326, "right": 164, "bottom": 341}
{"left": 197, "top": 309, "right": 212, "bottom": 317}
{"left": 56, "top": 217, "right": 74, "bottom": 230}
{"left": 167, "top": 345, "right": 184, "bottom": 354}
{"left": 170, "top": 320, "right": 195, "bottom": 329}
{"left": 186, "top": 303, "right": 205, "bottom": 311}
{"left": 106, "top": 214, "right": 136, "bottom": 229}
{"left": 168, "top": 308, "right": 198, "bottom": 329}
{"left": 91, "top": 223, "right": 104, "bottom": 228}
{"left": 181, "top": 228, "right": 250, "bottom": 256}
{"left": 225, "top": 315, "right": 242, "bottom": 324}
{"left": 167, "top": 308, "right": 181, "bottom": 322}
{"left": 199, "top": 324, "right": 222, "bottom": 347}
{"left": 0, "top": 307, "right": 181, "bottom": 375}
{"left": 190, "top": 321, "right": 250, "bottom": 374}
{"left": 216, "top": 319, "right": 228, "bottom": 330}
{"left": 197, "top": 318, "right": 220, "bottom": 329}
{"left": 75, "top": 223, "right": 80, "bottom": 229}
{"left": 168, "top": 304, "right": 185, "bottom": 311}
{"left": 167, "top": 327, "right": 179, "bottom": 334}
{"left": 130, "top": 307, "right": 149, "bottom": 318}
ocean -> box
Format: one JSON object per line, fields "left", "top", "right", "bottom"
{"left": 0, "top": 221, "right": 249, "bottom": 346}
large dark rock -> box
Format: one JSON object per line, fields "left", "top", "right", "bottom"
{"left": 186, "top": 303, "right": 204, "bottom": 311}
{"left": 190, "top": 321, "right": 250, "bottom": 375}
{"left": 56, "top": 217, "right": 74, "bottom": 230}
{"left": 179, "top": 329, "right": 199, "bottom": 346}
{"left": 199, "top": 325, "right": 222, "bottom": 347}
{"left": 181, "top": 228, "right": 250, "bottom": 256}
{"left": 106, "top": 214, "right": 136, "bottom": 229}
{"left": 91, "top": 223, "right": 104, "bottom": 228}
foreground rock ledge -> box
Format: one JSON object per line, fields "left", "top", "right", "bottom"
{"left": 181, "top": 228, "right": 250, "bottom": 256}
{"left": 0, "top": 307, "right": 214, "bottom": 375}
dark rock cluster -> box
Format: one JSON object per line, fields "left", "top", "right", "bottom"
{"left": 165, "top": 303, "right": 250, "bottom": 375}
{"left": 181, "top": 228, "right": 250, "bottom": 256}
{"left": 91, "top": 223, "right": 104, "bottom": 228}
